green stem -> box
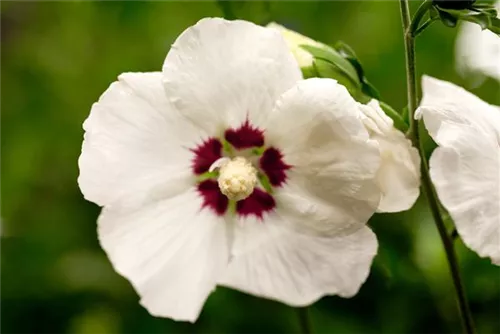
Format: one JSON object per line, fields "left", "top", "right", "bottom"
{"left": 296, "top": 307, "right": 312, "bottom": 334}
{"left": 399, "top": 1, "right": 475, "bottom": 333}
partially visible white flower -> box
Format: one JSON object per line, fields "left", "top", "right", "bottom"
{"left": 416, "top": 75, "right": 500, "bottom": 265}
{"left": 455, "top": 0, "right": 500, "bottom": 83}
{"left": 79, "top": 18, "right": 382, "bottom": 322}
{"left": 358, "top": 100, "right": 421, "bottom": 213}
{"left": 267, "top": 22, "right": 323, "bottom": 68}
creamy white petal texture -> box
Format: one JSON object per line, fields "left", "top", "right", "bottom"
{"left": 163, "top": 18, "right": 302, "bottom": 134}
{"left": 219, "top": 216, "right": 377, "bottom": 305}
{"left": 265, "top": 78, "right": 381, "bottom": 236}
{"left": 78, "top": 72, "right": 198, "bottom": 209}
{"left": 98, "top": 189, "right": 229, "bottom": 322}
{"left": 359, "top": 100, "right": 421, "bottom": 213}
{"left": 218, "top": 79, "right": 380, "bottom": 303}
{"left": 455, "top": 0, "right": 500, "bottom": 83}
{"left": 417, "top": 75, "right": 500, "bottom": 265}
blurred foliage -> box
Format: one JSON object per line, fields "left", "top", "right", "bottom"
{"left": 1, "top": 1, "right": 500, "bottom": 333}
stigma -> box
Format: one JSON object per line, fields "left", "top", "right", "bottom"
{"left": 214, "top": 157, "right": 257, "bottom": 201}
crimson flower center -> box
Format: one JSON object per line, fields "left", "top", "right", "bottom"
{"left": 191, "top": 120, "right": 291, "bottom": 219}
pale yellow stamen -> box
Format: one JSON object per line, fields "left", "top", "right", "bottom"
{"left": 217, "top": 157, "right": 257, "bottom": 201}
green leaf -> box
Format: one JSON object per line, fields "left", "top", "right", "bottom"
{"left": 300, "top": 44, "right": 361, "bottom": 88}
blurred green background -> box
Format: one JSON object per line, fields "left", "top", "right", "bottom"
{"left": 2, "top": 1, "right": 500, "bottom": 333}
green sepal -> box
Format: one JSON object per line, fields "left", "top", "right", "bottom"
{"left": 489, "top": 17, "right": 500, "bottom": 34}
{"left": 312, "top": 58, "right": 361, "bottom": 98}
{"left": 379, "top": 101, "right": 409, "bottom": 132}
{"left": 434, "top": 3, "right": 500, "bottom": 35}
{"left": 429, "top": 5, "right": 440, "bottom": 20}
{"left": 300, "top": 65, "right": 317, "bottom": 79}
{"left": 460, "top": 12, "right": 491, "bottom": 30}
{"left": 334, "top": 40, "right": 358, "bottom": 59}
{"left": 470, "top": 3, "right": 497, "bottom": 9}
{"left": 300, "top": 44, "right": 361, "bottom": 88}
{"left": 334, "top": 41, "right": 381, "bottom": 101}
{"left": 438, "top": 8, "right": 458, "bottom": 27}
{"left": 361, "top": 80, "right": 381, "bottom": 101}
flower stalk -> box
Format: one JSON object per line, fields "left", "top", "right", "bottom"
{"left": 297, "top": 307, "right": 312, "bottom": 334}
{"left": 399, "top": 1, "right": 475, "bottom": 333}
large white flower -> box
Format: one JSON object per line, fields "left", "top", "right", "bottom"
{"left": 78, "top": 18, "right": 382, "bottom": 322}
{"left": 358, "top": 100, "right": 421, "bottom": 212}
{"left": 416, "top": 75, "right": 500, "bottom": 265}
{"left": 455, "top": 0, "right": 500, "bottom": 83}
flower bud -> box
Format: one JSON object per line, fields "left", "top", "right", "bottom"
{"left": 267, "top": 22, "right": 363, "bottom": 99}
{"left": 266, "top": 22, "right": 323, "bottom": 69}
{"left": 433, "top": 0, "right": 476, "bottom": 9}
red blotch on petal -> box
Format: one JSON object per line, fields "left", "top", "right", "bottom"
{"left": 191, "top": 138, "right": 222, "bottom": 175}
{"left": 259, "top": 147, "right": 291, "bottom": 187}
{"left": 225, "top": 120, "right": 265, "bottom": 150}
{"left": 197, "top": 180, "right": 228, "bottom": 216}
{"left": 237, "top": 188, "right": 276, "bottom": 219}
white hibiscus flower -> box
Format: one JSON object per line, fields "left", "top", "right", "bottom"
{"left": 78, "top": 18, "right": 382, "bottom": 322}
{"left": 416, "top": 75, "right": 500, "bottom": 265}
{"left": 455, "top": 0, "right": 500, "bottom": 83}
{"left": 358, "top": 100, "right": 421, "bottom": 213}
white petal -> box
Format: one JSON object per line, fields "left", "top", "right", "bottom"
{"left": 265, "top": 78, "right": 381, "bottom": 235}
{"left": 418, "top": 76, "right": 500, "bottom": 264}
{"left": 98, "top": 188, "right": 229, "bottom": 322}
{"left": 162, "top": 18, "right": 302, "bottom": 134}
{"left": 455, "top": 0, "right": 500, "bottom": 83}
{"left": 359, "top": 100, "right": 420, "bottom": 213}
{"left": 417, "top": 75, "right": 500, "bottom": 142}
{"left": 219, "top": 215, "right": 377, "bottom": 305}
{"left": 78, "top": 72, "right": 199, "bottom": 209}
